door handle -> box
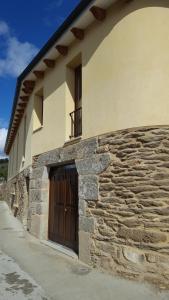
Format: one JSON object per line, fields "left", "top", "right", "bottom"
{"left": 65, "top": 208, "right": 67, "bottom": 212}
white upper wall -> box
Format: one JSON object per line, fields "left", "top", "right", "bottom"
{"left": 8, "top": 1, "right": 169, "bottom": 179}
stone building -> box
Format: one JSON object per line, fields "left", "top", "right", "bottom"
{"left": 5, "top": 0, "right": 169, "bottom": 288}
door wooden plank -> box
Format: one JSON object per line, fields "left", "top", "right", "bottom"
{"left": 49, "top": 164, "right": 78, "bottom": 253}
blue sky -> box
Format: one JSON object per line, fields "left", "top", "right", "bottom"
{"left": 0, "top": 0, "right": 81, "bottom": 157}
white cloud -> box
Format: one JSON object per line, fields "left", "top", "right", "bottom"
{"left": 0, "top": 21, "right": 38, "bottom": 77}
{"left": 0, "top": 21, "right": 9, "bottom": 36}
{"left": 0, "top": 128, "right": 7, "bottom": 158}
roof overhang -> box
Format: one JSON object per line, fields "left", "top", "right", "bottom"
{"left": 5, "top": 0, "right": 118, "bottom": 154}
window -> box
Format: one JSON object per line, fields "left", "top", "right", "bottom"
{"left": 11, "top": 145, "right": 14, "bottom": 176}
{"left": 33, "top": 89, "right": 43, "bottom": 131}
{"left": 22, "top": 115, "right": 27, "bottom": 167}
{"left": 16, "top": 132, "right": 19, "bottom": 171}
{"left": 75, "top": 65, "right": 82, "bottom": 109}
{"left": 7, "top": 153, "right": 12, "bottom": 178}
{"left": 70, "top": 65, "right": 82, "bottom": 138}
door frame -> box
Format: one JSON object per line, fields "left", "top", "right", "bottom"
{"left": 48, "top": 161, "right": 79, "bottom": 254}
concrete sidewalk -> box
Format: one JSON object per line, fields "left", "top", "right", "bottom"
{"left": 0, "top": 250, "right": 48, "bottom": 299}
{"left": 0, "top": 201, "right": 168, "bottom": 300}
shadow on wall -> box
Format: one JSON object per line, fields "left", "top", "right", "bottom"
{"left": 41, "top": 0, "right": 169, "bottom": 106}
{"left": 84, "top": 0, "right": 169, "bottom": 61}
{"left": 42, "top": 0, "right": 169, "bottom": 101}
{"left": 32, "top": 0, "right": 169, "bottom": 155}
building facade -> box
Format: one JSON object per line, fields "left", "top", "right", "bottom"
{"left": 5, "top": 0, "right": 169, "bottom": 288}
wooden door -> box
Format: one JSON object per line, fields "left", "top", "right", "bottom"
{"left": 49, "top": 164, "right": 78, "bottom": 253}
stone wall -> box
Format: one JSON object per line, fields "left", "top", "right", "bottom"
{"left": 6, "top": 166, "right": 31, "bottom": 229}
{"left": 0, "top": 182, "right": 7, "bottom": 201}
{"left": 89, "top": 126, "right": 169, "bottom": 288}
{"left": 28, "top": 137, "right": 109, "bottom": 246}
{"left": 6, "top": 126, "right": 169, "bottom": 289}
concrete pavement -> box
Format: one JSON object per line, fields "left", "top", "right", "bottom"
{"left": 0, "top": 251, "right": 48, "bottom": 299}
{"left": 0, "top": 201, "right": 169, "bottom": 300}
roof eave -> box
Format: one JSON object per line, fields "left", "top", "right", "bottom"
{"left": 4, "top": 0, "right": 95, "bottom": 154}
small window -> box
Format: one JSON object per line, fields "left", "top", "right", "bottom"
{"left": 70, "top": 65, "right": 82, "bottom": 138}
{"left": 16, "top": 132, "right": 19, "bottom": 171}
{"left": 33, "top": 89, "right": 43, "bottom": 131}
{"left": 75, "top": 65, "right": 82, "bottom": 108}
{"left": 22, "top": 115, "right": 27, "bottom": 167}
{"left": 11, "top": 145, "right": 14, "bottom": 176}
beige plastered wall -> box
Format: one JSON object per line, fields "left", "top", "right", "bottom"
{"left": 8, "top": 0, "right": 169, "bottom": 177}
{"left": 83, "top": 1, "right": 169, "bottom": 138}
{"left": 8, "top": 94, "right": 33, "bottom": 179}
